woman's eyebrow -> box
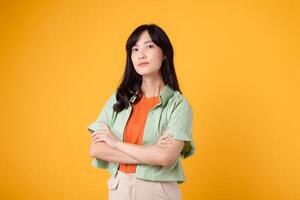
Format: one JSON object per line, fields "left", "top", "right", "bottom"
{"left": 133, "top": 40, "right": 153, "bottom": 46}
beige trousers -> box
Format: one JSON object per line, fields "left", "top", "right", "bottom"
{"left": 107, "top": 170, "right": 182, "bottom": 200}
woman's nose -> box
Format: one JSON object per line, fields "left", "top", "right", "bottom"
{"left": 138, "top": 49, "right": 146, "bottom": 59}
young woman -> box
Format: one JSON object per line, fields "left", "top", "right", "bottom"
{"left": 88, "top": 24, "right": 195, "bottom": 200}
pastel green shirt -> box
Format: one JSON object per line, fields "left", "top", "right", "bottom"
{"left": 87, "top": 84, "right": 195, "bottom": 184}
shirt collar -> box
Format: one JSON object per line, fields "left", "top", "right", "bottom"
{"left": 129, "top": 84, "right": 175, "bottom": 106}
{"left": 159, "top": 84, "right": 175, "bottom": 107}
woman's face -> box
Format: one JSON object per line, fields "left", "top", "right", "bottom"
{"left": 131, "top": 30, "right": 165, "bottom": 77}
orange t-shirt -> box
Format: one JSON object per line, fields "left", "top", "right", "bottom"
{"left": 118, "top": 94, "right": 160, "bottom": 173}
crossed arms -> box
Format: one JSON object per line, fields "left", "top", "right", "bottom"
{"left": 89, "top": 121, "right": 184, "bottom": 167}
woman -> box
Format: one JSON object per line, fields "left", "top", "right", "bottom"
{"left": 88, "top": 24, "right": 195, "bottom": 200}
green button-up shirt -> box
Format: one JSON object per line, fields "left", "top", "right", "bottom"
{"left": 88, "top": 84, "right": 195, "bottom": 184}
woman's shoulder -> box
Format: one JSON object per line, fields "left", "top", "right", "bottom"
{"left": 168, "top": 90, "right": 193, "bottom": 112}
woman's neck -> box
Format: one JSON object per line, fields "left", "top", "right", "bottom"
{"left": 141, "top": 76, "right": 165, "bottom": 98}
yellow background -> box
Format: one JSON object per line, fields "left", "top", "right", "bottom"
{"left": 1, "top": 0, "right": 299, "bottom": 199}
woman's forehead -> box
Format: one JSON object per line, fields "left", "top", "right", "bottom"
{"left": 135, "top": 31, "right": 152, "bottom": 45}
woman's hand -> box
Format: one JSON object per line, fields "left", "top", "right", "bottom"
{"left": 91, "top": 121, "right": 121, "bottom": 149}
{"left": 156, "top": 129, "right": 173, "bottom": 148}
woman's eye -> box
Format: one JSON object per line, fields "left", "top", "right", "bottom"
{"left": 147, "top": 45, "right": 154, "bottom": 48}
{"left": 132, "top": 48, "right": 138, "bottom": 52}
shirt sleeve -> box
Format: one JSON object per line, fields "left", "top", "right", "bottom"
{"left": 87, "top": 91, "right": 116, "bottom": 169}
{"left": 168, "top": 98, "right": 195, "bottom": 159}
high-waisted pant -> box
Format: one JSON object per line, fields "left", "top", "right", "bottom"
{"left": 107, "top": 170, "right": 182, "bottom": 200}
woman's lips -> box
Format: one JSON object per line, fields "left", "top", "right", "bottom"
{"left": 138, "top": 62, "right": 149, "bottom": 67}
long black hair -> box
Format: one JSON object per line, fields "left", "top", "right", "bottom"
{"left": 113, "top": 23, "right": 181, "bottom": 112}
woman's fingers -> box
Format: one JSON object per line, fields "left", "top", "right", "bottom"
{"left": 157, "top": 141, "right": 172, "bottom": 148}
{"left": 159, "top": 136, "right": 172, "bottom": 141}
{"left": 159, "top": 133, "right": 172, "bottom": 140}
{"left": 159, "top": 141, "right": 172, "bottom": 146}
{"left": 91, "top": 131, "right": 106, "bottom": 139}
{"left": 159, "top": 135, "right": 172, "bottom": 143}
{"left": 162, "top": 136, "right": 172, "bottom": 141}
{"left": 91, "top": 129, "right": 116, "bottom": 145}
{"left": 92, "top": 134, "right": 106, "bottom": 143}
{"left": 156, "top": 133, "right": 172, "bottom": 147}
{"left": 158, "top": 139, "right": 169, "bottom": 145}
{"left": 91, "top": 132, "right": 106, "bottom": 143}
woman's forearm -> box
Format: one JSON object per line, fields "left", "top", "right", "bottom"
{"left": 115, "top": 142, "right": 168, "bottom": 166}
{"left": 90, "top": 142, "right": 144, "bottom": 164}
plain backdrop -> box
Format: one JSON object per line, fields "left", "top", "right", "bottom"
{"left": 0, "top": 0, "right": 299, "bottom": 199}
